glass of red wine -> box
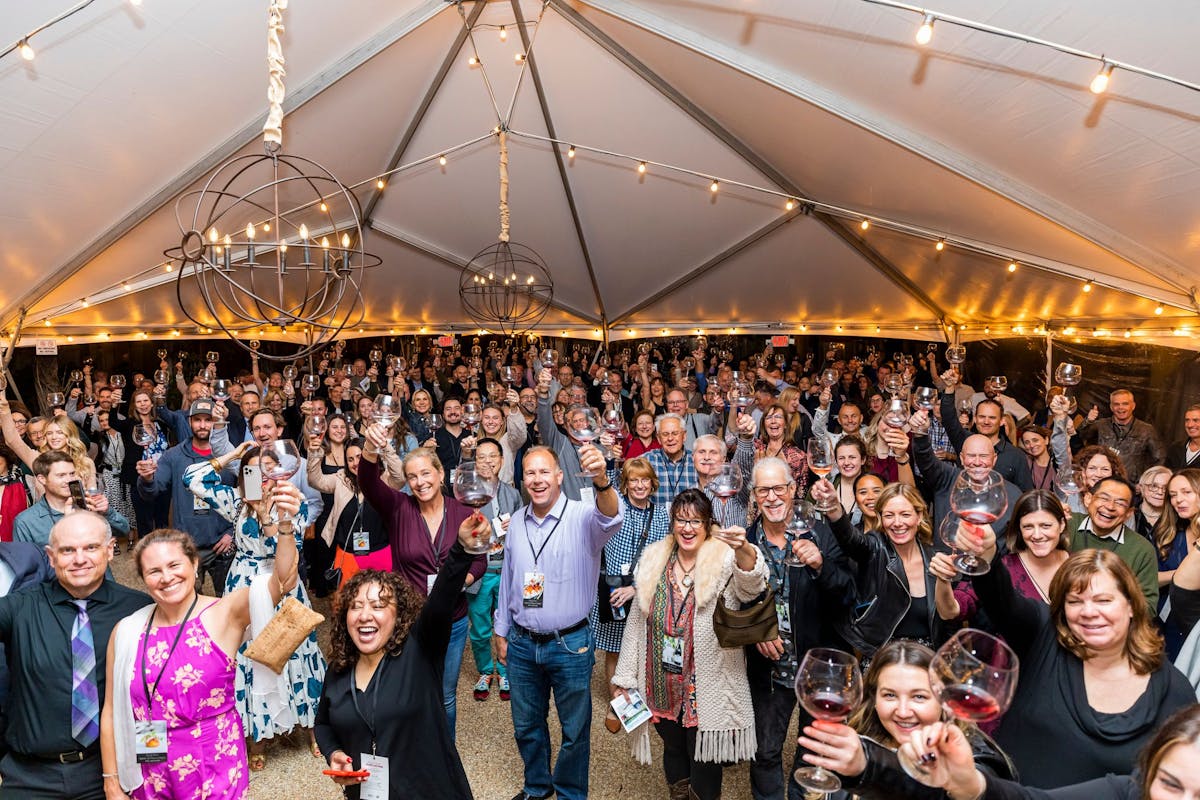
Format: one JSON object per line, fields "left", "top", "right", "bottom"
{"left": 948, "top": 469, "right": 1009, "bottom": 576}
{"left": 793, "top": 648, "right": 863, "bottom": 794}
{"left": 709, "top": 463, "right": 743, "bottom": 528}
{"left": 900, "top": 629, "right": 1018, "bottom": 784}
{"left": 452, "top": 462, "right": 497, "bottom": 554}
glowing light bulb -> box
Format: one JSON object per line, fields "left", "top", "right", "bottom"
{"left": 499, "top": 25, "right": 507, "bottom": 41}
{"left": 915, "top": 14, "right": 935, "bottom": 46}
{"left": 860, "top": 219, "right": 870, "bottom": 231}
{"left": 81, "top": 299, "right": 89, "bottom": 308}
{"left": 1155, "top": 304, "right": 1164, "bottom": 315}
{"left": 376, "top": 179, "right": 385, "bottom": 190}
{"left": 1082, "top": 280, "right": 1093, "bottom": 293}
{"left": 439, "top": 155, "right": 447, "bottom": 166}
{"left": 567, "top": 145, "right": 575, "bottom": 159}
{"left": 208, "top": 227, "right": 218, "bottom": 243}
{"left": 514, "top": 53, "right": 526, "bottom": 64}
{"left": 1007, "top": 261, "right": 1017, "bottom": 272}
{"left": 468, "top": 55, "right": 479, "bottom": 66}
{"left": 299, "top": 224, "right": 309, "bottom": 240}
{"left": 341, "top": 233, "right": 351, "bottom": 248}
{"left": 935, "top": 239, "right": 945, "bottom": 251}
{"left": 637, "top": 161, "right": 647, "bottom": 174}
{"left": 709, "top": 179, "right": 719, "bottom": 193}
{"left": 785, "top": 198, "right": 796, "bottom": 211}
{"left": 321, "top": 237, "right": 330, "bottom": 248}
{"left": 1090, "top": 61, "right": 1114, "bottom": 94}
{"left": 320, "top": 202, "right": 328, "bottom": 212}
{"left": 246, "top": 223, "right": 255, "bottom": 240}
{"left": 262, "top": 223, "right": 270, "bottom": 232}
{"left": 18, "top": 39, "right": 34, "bottom": 61}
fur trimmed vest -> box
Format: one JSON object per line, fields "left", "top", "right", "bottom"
{"left": 612, "top": 536, "right": 768, "bottom": 765}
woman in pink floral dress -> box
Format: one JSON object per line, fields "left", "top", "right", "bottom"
{"left": 98, "top": 472, "right": 304, "bottom": 799}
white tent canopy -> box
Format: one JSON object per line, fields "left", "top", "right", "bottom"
{"left": 2, "top": 0, "right": 1197, "bottom": 350}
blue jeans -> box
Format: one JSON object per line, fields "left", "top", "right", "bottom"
{"left": 466, "top": 571, "right": 506, "bottom": 677}
{"left": 442, "top": 615, "right": 469, "bottom": 738}
{"left": 506, "top": 623, "right": 595, "bottom": 800}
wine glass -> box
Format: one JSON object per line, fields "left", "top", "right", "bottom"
{"left": 46, "top": 391, "right": 65, "bottom": 409}
{"left": 156, "top": 348, "right": 169, "bottom": 361}
{"left": 807, "top": 438, "right": 837, "bottom": 509}
{"left": 301, "top": 374, "right": 320, "bottom": 396}
{"left": 945, "top": 344, "right": 966, "bottom": 365}
{"left": 602, "top": 408, "right": 624, "bottom": 462}
{"left": 260, "top": 439, "right": 302, "bottom": 523}
{"left": 68, "top": 369, "right": 83, "bottom": 385}
{"left": 819, "top": 368, "right": 838, "bottom": 389}
{"left": 453, "top": 462, "right": 498, "bottom": 554}
{"left": 564, "top": 406, "right": 603, "bottom": 477}
{"left": 369, "top": 347, "right": 383, "bottom": 364}
{"left": 882, "top": 398, "right": 910, "bottom": 457}
{"left": 793, "top": 649, "right": 864, "bottom": 794}
{"left": 931, "top": 629, "right": 1017, "bottom": 721}
{"left": 211, "top": 379, "right": 232, "bottom": 402}
{"left": 729, "top": 381, "right": 754, "bottom": 416}
{"left": 783, "top": 501, "right": 817, "bottom": 567}
{"left": 426, "top": 413, "right": 444, "bottom": 435}
{"left": 709, "top": 463, "right": 743, "bottom": 528}
{"left": 540, "top": 349, "right": 559, "bottom": 371}
{"left": 948, "top": 470, "right": 1009, "bottom": 575}
{"left": 110, "top": 374, "right": 127, "bottom": 392}
{"left": 132, "top": 424, "right": 155, "bottom": 448}
{"left": 1055, "top": 363, "right": 1082, "bottom": 403}
{"left": 912, "top": 386, "right": 938, "bottom": 411}
{"left": 283, "top": 365, "right": 298, "bottom": 382}
{"left": 372, "top": 395, "right": 401, "bottom": 427}
{"left": 884, "top": 373, "right": 906, "bottom": 397}
{"left": 461, "top": 403, "right": 482, "bottom": 458}
{"left": 206, "top": 351, "right": 220, "bottom": 365}
{"left": 305, "top": 415, "right": 327, "bottom": 439}
{"left": 1055, "top": 467, "right": 1084, "bottom": 507}
{"left": 992, "top": 375, "right": 1008, "bottom": 393}
{"left": 153, "top": 369, "right": 170, "bottom": 386}
{"left": 501, "top": 365, "right": 518, "bottom": 386}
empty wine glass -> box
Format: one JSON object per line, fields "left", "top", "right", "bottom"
{"left": 912, "top": 386, "right": 938, "bottom": 411}
{"left": 301, "top": 374, "right": 320, "bottom": 396}
{"left": 784, "top": 501, "right": 817, "bottom": 567}
{"left": 133, "top": 424, "right": 155, "bottom": 448}
{"left": 369, "top": 347, "right": 383, "bottom": 364}
{"left": 462, "top": 403, "right": 482, "bottom": 458}
{"left": 153, "top": 369, "right": 170, "bottom": 386}
{"left": 945, "top": 344, "right": 966, "bottom": 365}
{"left": 992, "top": 375, "right": 1008, "bottom": 393}
{"left": 729, "top": 381, "right": 754, "bottom": 415}
{"left": 1055, "top": 467, "right": 1084, "bottom": 507}
{"left": 709, "top": 463, "right": 743, "bottom": 528}
{"left": 206, "top": 351, "right": 220, "bottom": 365}
{"left": 260, "top": 439, "right": 302, "bottom": 523}
{"left": 305, "top": 415, "right": 327, "bottom": 439}
{"left": 110, "top": 375, "right": 127, "bottom": 390}
{"left": 884, "top": 373, "right": 906, "bottom": 397}
{"left": 46, "top": 391, "right": 65, "bottom": 409}
{"left": 501, "top": 366, "right": 518, "bottom": 386}
{"left": 564, "top": 406, "right": 603, "bottom": 477}
{"left": 882, "top": 397, "right": 910, "bottom": 457}
{"left": 156, "top": 348, "right": 169, "bottom": 361}
{"left": 540, "top": 349, "right": 559, "bottom": 370}
{"left": 949, "top": 470, "right": 1009, "bottom": 575}
{"left": 69, "top": 369, "right": 83, "bottom": 385}
{"left": 283, "top": 365, "right": 298, "bottom": 382}
{"left": 211, "top": 379, "right": 232, "bottom": 402}
{"left": 819, "top": 368, "right": 838, "bottom": 389}
{"left": 793, "top": 649, "right": 864, "bottom": 794}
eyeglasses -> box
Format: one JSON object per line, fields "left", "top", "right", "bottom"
{"left": 1092, "top": 492, "right": 1131, "bottom": 510}
{"left": 627, "top": 477, "right": 653, "bottom": 486}
{"left": 675, "top": 518, "right": 706, "bottom": 529}
{"left": 1141, "top": 483, "right": 1167, "bottom": 493}
{"left": 753, "top": 484, "right": 793, "bottom": 498}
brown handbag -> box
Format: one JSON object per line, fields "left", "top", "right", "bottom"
{"left": 244, "top": 597, "right": 325, "bottom": 674}
{"left": 712, "top": 579, "right": 779, "bottom": 648}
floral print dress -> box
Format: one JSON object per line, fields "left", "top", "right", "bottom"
{"left": 130, "top": 603, "right": 247, "bottom": 799}
{"left": 183, "top": 462, "right": 327, "bottom": 742}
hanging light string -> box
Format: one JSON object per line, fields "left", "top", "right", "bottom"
{"left": 0, "top": 0, "right": 115, "bottom": 62}
{"left": 501, "top": 1, "right": 550, "bottom": 124}
{"left": 503, "top": 127, "right": 1198, "bottom": 308}
{"left": 861, "top": 0, "right": 1200, "bottom": 95}
{"left": 455, "top": 0, "right": 504, "bottom": 124}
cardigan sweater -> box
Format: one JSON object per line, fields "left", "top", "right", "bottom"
{"left": 612, "top": 536, "right": 767, "bottom": 765}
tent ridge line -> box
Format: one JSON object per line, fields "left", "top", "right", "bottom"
{"left": 512, "top": 0, "right": 608, "bottom": 324}
{"left": 552, "top": 0, "right": 948, "bottom": 329}
{"left": 573, "top": 0, "right": 1194, "bottom": 294}
{"left": 0, "top": 0, "right": 447, "bottom": 333}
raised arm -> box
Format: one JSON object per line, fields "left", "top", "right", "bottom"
{"left": 0, "top": 396, "right": 38, "bottom": 469}
{"left": 182, "top": 447, "right": 250, "bottom": 524}
{"left": 305, "top": 445, "right": 340, "bottom": 494}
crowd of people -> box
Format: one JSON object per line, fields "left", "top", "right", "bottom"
{"left": 0, "top": 335, "right": 1197, "bottom": 800}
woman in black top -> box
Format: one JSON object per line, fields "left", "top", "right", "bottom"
{"left": 961, "top": 525, "right": 1194, "bottom": 789}
{"left": 315, "top": 511, "right": 490, "bottom": 799}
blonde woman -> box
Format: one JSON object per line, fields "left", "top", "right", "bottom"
{"left": 0, "top": 394, "right": 96, "bottom": 493}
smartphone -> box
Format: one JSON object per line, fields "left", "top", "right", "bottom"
{"left": 241, "top": 464, "right": 263, "bottom": 501}
{"left": 68, "top": 479, "right": 88, "bottom": 509}
{"left": 322, "top": 769, "right": 370, "bottom": 778}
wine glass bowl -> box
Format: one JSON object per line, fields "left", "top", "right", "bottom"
{"left": 991, "top": 375, "right": 1008, "bottom": 393}
{"left": 133, "top": 425, "right": 155, "bottom": 448}
{"left": 820, "top": 368, "right": 838, "bottom": 389}
{"left": 784, "top": 501, "right": 817, "bottom": 567}
{"left": 948, "top": 470, "right": 1009, "bottom": 575}
{"left": 709, "top": 463, "right": 743, "bottom": 528}
{"left": 564, "top": 406, "right": 603, "bottom": 476}
{"left": 1054, "top": 362, "right": 1082, "bottom": 387}
{"left": 259, "top": 439, "right": 302, "bottom": 523}
{"left": 929, "top": 629, "right": 1018, "bottom": 723}
{"left": 46, "top": 391, "right": 65, "bottom": 409}
{"left": 371, "top": 395, "right": 401, "bottom": 427}
{"left": 793, "top": 648, "right": 864, "bottom": 794}
{"left": 913, "top": 386, "right": 938, "bottom": 411}
{"left": 304, "top": 415, "right": 328, "bottom": 439}
{"left": 945, "top": 344, "right": 966, "bottom": 365}
{"left": 211, "top": 379, "right": 232, "bottom": 402}
{"left": 602, "top": 408, "right": 624, "bottom": 462}
{"left": 452, "top": 463, "right": 498, "bottom": 555}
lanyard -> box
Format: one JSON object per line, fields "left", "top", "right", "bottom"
{"left": 140, "top": 593, "right": 200, "bottom": 704}
{"left": 340, "top": 494, "right": 364, "bottom": 551}
{"left": 525, "top": 506, "right": 564, "bottom": 568}
{"left": 667, "top": 553, "right": 693, "bottom": 630}
{"left": 663, "top": 457, "right": 685, "bottom": 499}
{"left": 425, "top": 504, "right": 449, "bottom": 570}
{"left": 349, "top": 658, "right": 388, "bottom": 754}
{"left": 628, "top": 502, "right": 655, "bottom": 576}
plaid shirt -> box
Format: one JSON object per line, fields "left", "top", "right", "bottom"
{"left": 645, "top": 448, "right": 696, "bottom": 507}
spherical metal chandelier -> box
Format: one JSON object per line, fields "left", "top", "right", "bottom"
{"left": 163, "top": 0, "right": 379, "bottom": 362}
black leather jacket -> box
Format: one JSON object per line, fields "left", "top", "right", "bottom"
{"left": 827, "top": 513, "right": 955, "bottom": 658}
{"left": 836, "top": 732, "right": 1017, "bottom": 800}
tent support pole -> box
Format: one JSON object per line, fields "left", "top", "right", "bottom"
{"left": 1, "top": 308, "right": 27, "bottom": 405}
{"left": 1045, "top": 333, "right": 1053, "bottom": 395}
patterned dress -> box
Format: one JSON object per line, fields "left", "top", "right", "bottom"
{"left": 589, "top": 495, "right": 671, "bottom": 652}
{"left": 183, "top": 463, "right": 327, "bottom": 742}
{"left": 130, "top": 603, "right": 247, "bottom": 799}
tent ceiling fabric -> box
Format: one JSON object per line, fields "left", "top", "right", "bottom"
{"left": 2, "top": 0, "right": 1198, "bottom": 349}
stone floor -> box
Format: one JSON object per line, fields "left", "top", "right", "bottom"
{"left": 112, "top": 545, "right": 798, "bottom": 799}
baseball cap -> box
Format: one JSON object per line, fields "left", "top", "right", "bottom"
{"left": 188, "top": 398, "right": 215, "bottom": 418}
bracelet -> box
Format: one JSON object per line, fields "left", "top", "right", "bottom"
{"left": 894, "top": 457, "right": 910, "bottom": 465}
{"left": 102, "top": 772, "right": 119, "bottom": 778}
{"left": 208, "top": 458, "right": 222, "bottom": 472}
{"left": 593, "top": 482, "right": 612, "bottom": 492}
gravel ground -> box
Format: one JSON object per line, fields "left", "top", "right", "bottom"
{"left": 111, "top": 547, "right": 796, "bottom": 799}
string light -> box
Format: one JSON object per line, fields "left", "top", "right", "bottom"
{"left": 1155, "top": 304, "right": 1164, "bottom": 315}
{"left": 785, "top": 198, "right": 797, "bottom": 211}
{"left": 499, "top": 25, "right": 507, "bottom": 41}
{"left": 262, "top": 223, "right": 270, "bottom": 232}
{"left": 860, "top": 219, "right": 870, "bottom": 231}
{"left": 1082, "top": 279, "right": 1093, "bottom": 293}
{"left": 18, "top": 38, "right": 34, "bottom": 61}
{"left": 514, "top": 52, "right": 526, "bottom": 64}
{"left": 439, "top": 155, "right": 447, "bottom": 166}
{"left": 1007, "top": 261, "right": 1018, "bottom": 272}
{"left": 468, "top": 55, "right": 479, "bottom": 67}
{"left": 320, "top": 202, "right": 327, "bottom": 212}
{"left": 709, "top": 179, "right": 720, "bottom": 193}
{"left": 567, "top": 145, "right": 576, "bottom": 159}
{"left": 915, "top": 14, "right": 935, "bottom": 46}
{"left": 637, "top": 161, "right": 647, "bottom": 174}
{"left": 935, "top": 238, "right": 945, "bottom": 251}
{"left": 1090, "top": 61, "right": 1114, "bottom": 94}
{"left": 376, "top": 179, "right": 385, "bottom": 190}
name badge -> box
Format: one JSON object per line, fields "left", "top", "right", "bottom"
{"left": 426, "top": 574, "right": 437, "bottom": 595}
{"left": 776, "top": 600, "right": 792, "bottom": 635}
{"left": 492, "top": 513, "right": 509, "bottom": 539}
{"left": 620, "top": 562, "right": 631, "bottom": 577}
{"left": 352, "top": 530, "right": 370, "bottom": 554}
{"left": 135, "top": 720, "right": 168, "bottom": 764}
{"left": 662, "top": 634, "right": 684, "bottom": 674}
{"left": 191, "top": 493, "right": 209, "bottom": 514}
{"left": 522, "top": 571, "right": 545, "bottom": 608}
{"left": 359, "top": 752, "right": 390, "bottom": 800}
{"left": 579, "top": 486, "right": 595, "bottom": 505}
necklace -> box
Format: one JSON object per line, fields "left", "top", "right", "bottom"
{"left": 675, "top": 556, "right": 697, "bottom": 588}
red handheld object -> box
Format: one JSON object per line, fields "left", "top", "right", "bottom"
{"left": 323, "top": 769, "right": 370, "bottom": 778}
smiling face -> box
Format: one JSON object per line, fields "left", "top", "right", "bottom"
{"left": 412, "top": 392, "right": 433, "bottom": 414}
{"left": 672, "top": 502, "right": 710, "bottom": 555}
{"left": 327, "top": 415, "right": 348, "bottom": 444}
{"left": 442, "top": 399, "right": 463, "bottom": 425}
{"left": 634, "top": 414, "right": 655, "bottom": 440}
{"left": 1169, "top": 474, "right": 1200, "bottom": 521}
{"left": 1020, "top": 430, "right": 1048, "bottom": 458}
{"left": 960, "top": 435, "right": 998, "bottom": 482}
{"left": 1063, "top": 570, "right": 1133, "bottom": 656}
{"left": 837, "top": 404, "right": 862, "bottom": 433}
{"left": 1020, "top": 509, "right": 1066, "bottom": 558}
{"left": 1185, "top": 410, "right": 1200, "bottom": 441}
{"left": 854, "top": 474, "right": 885, "bottom": 516}
{"left": 1110, "top": 391, "right": 1135, "bottom": 425}
{"left": 873, "top": 664, "right": 940, "bottom": 745}
{"left": 139, "top": 542, "right": 198, "bottom": 606}
{"left": 973, "top": 401, "right": 1002, "bottom": 437}
{"left": 879, "top": 495, "right": 920, "bottom": 547}
{"left": 835, "top": 442, "right": 864, "bottom": 479}
{"left": 762, "top": 408, "right": 786, "bottom": 440}
{"left": 480, "top": 407, "right": 504, "bottom": 436}
{"left": 522, "top": 449, "right": 563, "bottom": 513}
{"left": 46, "top": 513, "right": 113, "bottom": 597}
{"left": 753, "top": 462, "right": 795, "bottom": 524}
{"left": 1083, "top": 453, "right": 1114, "bottom": 488}
{"left": 404, "top": 455, "right": 444, "bottom": 505}
{"left": 1148, "top": 742, "right": 1200, "bottom": 800}
{"left": 44, "top": 422, "right": 68, "bottom": 451}
{"left": 1086, "top": 480, "right": 1133, "bottom": 536}
{"left": 657, "top": 418, "right": 685, "bottom": 458}
{"left": 346, "top": 581, "right": 398, "bottom": 657}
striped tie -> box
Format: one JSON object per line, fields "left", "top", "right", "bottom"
{"left": 70, "top": 599, "right": 100, "bottom": 747}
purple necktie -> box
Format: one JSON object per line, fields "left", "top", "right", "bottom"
{"left": 70, "top": 599, "right": 99, "bottom": 747}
